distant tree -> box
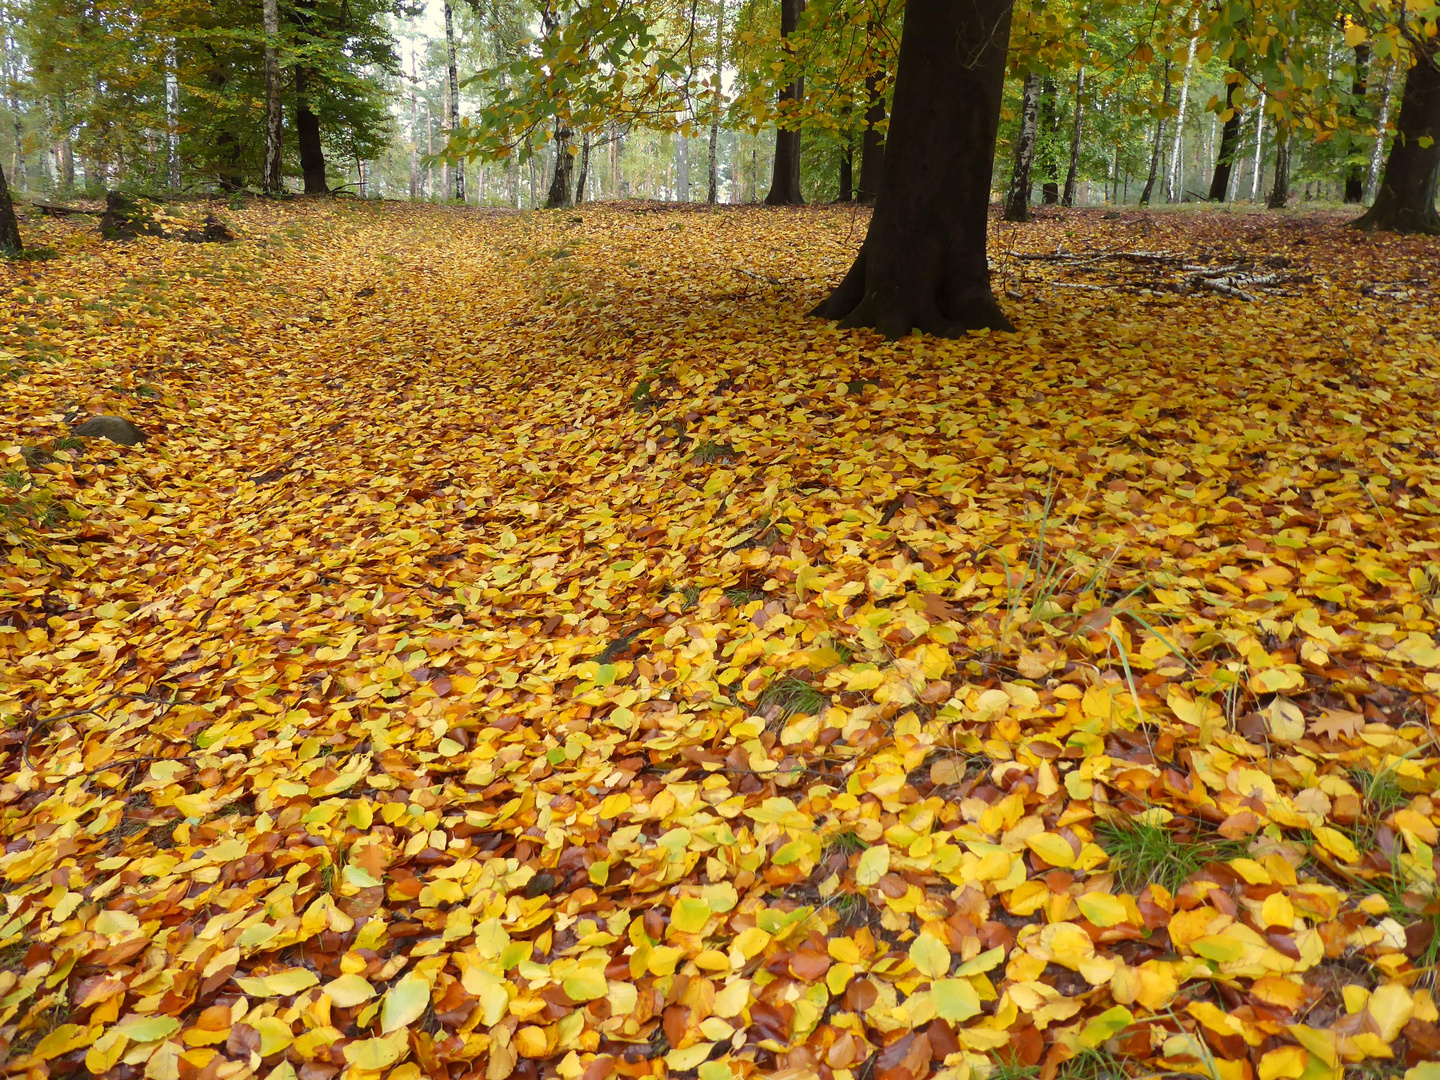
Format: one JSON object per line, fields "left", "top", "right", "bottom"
{"left": 0, "top": 157, "right": 20, "bottom": 253}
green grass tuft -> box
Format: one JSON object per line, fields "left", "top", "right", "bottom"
{"left": 1095, "top": 817, "right": 1246, "bottom": 895}
{"left": 758, "top": 676, "right": 827, "bottom": 718}
{"left": 691, "top": 440, "right": 736, "bottom": 464}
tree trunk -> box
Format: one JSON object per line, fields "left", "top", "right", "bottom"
{"left": 1040, "top": 78, "right": 1060, "bottom": 203}
{"left": 444, "top": 0, "right": 464, "bottom": 201}
{"left": 575, "top": 135, "right": 590, "bottom": 204}
{"left": 1062, "top": 61, "right": 1084, "bottom": 207}
{"left": 1208, "top": 76, "right": 1244, "bottom": 201}
{"left": 294, "top": 66, "right": 327, "bottom": 193}
{"left": 545, "top": 125, "right": 574, "bottom": 208}
{"left": 262, "top": 0, "right": 283, "bottom": 193}
{"left": 408, "top": 57, "right": 419, "bottom": 199}
{"left": 1345, "top": 43, "right": 1371, "bottom": 202}
{"left": 811, "top": 0, "right": 1014, "bottom": 337}
{"left": 1268, "top": 126, "right": 1290, "bottom": 208}
{"left": 857, "top": 70, "right": 885, "bottom": 203}
{"left": 52, "top": 95, "right": 75, "bottom": 189}
{"left": 1139, "top": 60, "right": 1172, "bottom": 205}
{"left": 1366, "top": 59, "right": 1396, "bottom": 201}
{"left": 1005, "top": 72, "right": 1042, "bottom": 221}
{"left": 676, "top": 133, "right": 689, "bottom": 200}
{"left": 1167, "top": 13, "right": 1198, "bottom": 202}
{"left": 708, "top": 0, "right": 724, "bottom": 203}
{"left": 1356, "top": 49, "right": 1440, "bottom": 233}
{"left": 764, "top": 0, "right": 805, "bottom": 205}
{"left": 837, "top": 133, "right": 854, "bottom": 202}
{"left": 0, "top": 159, "right": 21, "bottom": 254}
{"left": 1250, "top": 93, "right": 1267, "bottom": 200}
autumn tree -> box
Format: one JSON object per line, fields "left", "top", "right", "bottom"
{"left": 763, "top": 0, "right": 805, "bottom": 204}
{"left": 812, "top": 0, "right": 1014, "bottom": 336}
{"left": 1357, "top": 44, "right": 1440, "bottom": 233}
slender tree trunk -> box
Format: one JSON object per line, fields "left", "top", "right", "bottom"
{"left": 1005, "top": 72, "right": 1042, "bottom": 221}
{"left": 0, "top": 159, "right": 20, "bottom": 253}
{"left": 53, "top": 97, "right": 75, "bottom": 190}
{"left": 857, "top": 70, "right": 886, "bottom": 203}
{"left": 1356, "top": 49, "right": 1440, "bottom": 233}
{"left": 812, "top": 0, "right": 1014, "bottom": 337}
{"left": 837, "top": 131, "right": 854, "bottom": 201}
{"left": 262, "top": 0, "right": 283, "bottom": 193}
{"left": 1366, "top": 59, "right": 1396, "bottom": 201}
{"left": 1062, "top": 61, "right": 1084, "bottom": 206}
{"left": 764, "top": 0, "right": 805, "bottom": 205}
{"left": 1167, "top": 12, "right": 1199, "bottom": 202}
{"left": 676, "top": 133, "right": 689, "bottom": 200}
{"left": 1268, "top": 125, "right": 1290, "bottom": 208}
{"left": 708, "top": 0, "right": 724, "bottom": 203}
{"left": 1139, "top": 60, "right": 1172, "bottom": 205}
{"left": 1249, "top": 93, "right": 1267, "bottom": 200}
{"left": 443, "top": 0, "right": 464, "bottom": 201}
{"left": 1038, "top": 79, "right": 1060, "bottom": 203}
{"left": 545, "top": 124, "right": 574, "bottom": 208}
{"left": 408, "top": 62, "right": 419, "bottom": 199}
{"left": 1345, "top": 43, "right": 1371, "bottom": 202}
{"left": 1208, "top": 75, "right": 1244, "bottom": 200}
{"left": 575, "top": 135, "right": 590, "bottom": 204}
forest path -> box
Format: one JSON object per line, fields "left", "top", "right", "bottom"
{"left": 2, "top": 201, "right": 1440, "bottom": 1078}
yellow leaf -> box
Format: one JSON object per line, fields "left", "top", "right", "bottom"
{"left": 324, "top": 974, "right": 376, "bottom": 1008}
{"left": 563, "top": 967, "right": 608, "bottom": 1002}
{"left": 1313, "top": 826, "right": 1360, "bottom": 863}
{"left": 932, "top": 978, "right": 982, "bottom": 1022}
{"left": 1026, "top": 832, "right": 1076, "bottom": 868}
{"left": 1368, "top": 983, "right": 1415, "bottom": 1041}
{"left": 345, "top": 1032, "right": 407, "bottom": 1070}
{"left": 908, "top": 932, "right": 951, "bottom": 979}
{"left": 671, "top": 896, "right": 711, "bottom": 933}
{"left": 381, "top": 972, "right": 431, "bottom": 1034}
{"left": 1079, "top": 1006, "right": 1134, "bottom": 1048}
{"left": 234, "top": 968, "right": 319, "bottom": 997}
{"left": 1076, "top": 893, "right": 1130, "bottom": 928}
{"left": 856, "top": 843, "right": 890, "bottom": 885}
{"left": 666, "top": 1042, "right": 717, "bottom": 1071}
{"left": 1257, "top": 1046, "right": 1308, "bottom": 1080}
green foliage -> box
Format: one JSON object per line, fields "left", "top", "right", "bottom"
{"left": 1095, "top": 818, "right": 1246, "bottom": 895}
{"left": 757, "top": 676, "right": 826, "bottom": 718}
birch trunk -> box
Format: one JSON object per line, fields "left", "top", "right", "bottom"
{"left": 1005, "top": 72, "right": 1042, "bottom": 221}
{"left": 1365, "top": 59, "right": 1395, "bottom": 202}
{"left": 1167, "top": 11, "right": 1199, "bottom": 201}
{"left": 707, "top": 0, "right": 724, "bottom": 203}
{"left": 1250, "top": 93, "right": 1266, "bottom": 200}
{"left": 1139, "top": 59, "right": 1172, "bottom": 205}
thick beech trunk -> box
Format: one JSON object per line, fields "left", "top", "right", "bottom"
{"left": 0, "top": 159, "right": 21, "bottom": 253}
{"left": 1356, "top": 50, "right": 1440, "bottom": 233}
{"left": 1139, "top": 60, "right": 1172, "bottom": 205}
{"left": 294, "top": 66, "right": 327, "bottom": 193}
{"left": 1005, "top": 72, "right": 1042, "bottom": 221}
{"left": 1345, "top": 43, "right": 1370, "bottom": 203}
{"left": 1208, "top": 76, "right": 1244, "bottom": 201}
{"left": 444, "top": 0, "right": 464, "bottom": 201}
{"left": 812, "top": 0, "right": 1014, "bottom": 337}
{"left": 1062, "top": 61, "right": 1084, "bottom": 207}
{"left": 764, "top": 0, "right": 805, "bottom": 205}
{"left": 262, "top": 0, "right": 283, "bottom": 193}
{"left": 857, "top": 71, "right": 885, "bottom": 203}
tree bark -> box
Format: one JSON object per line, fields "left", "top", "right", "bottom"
{"left": 262, "top": 0, "right": 283, "bottom": 193}
{"left": 1250, "top": 92, "right": 1267, "bottom": 200}
{"left": 764, "top": 0, "right": 805, "bottom": 205}
{"left": 294, "top": 66, "right": 327, "bottom": 193}
{"left": 857, "top": 71, "right": 885, "bottom": 203}
{"left": 0, "top": 159, "right": 21, "bottom": 254}
{"left": 1208, "top": 75, "right": 1244, "bottom": 201}
{"left": 1345, "top": 43, "right": 1371, "bottom": 202}
{"left": 1268, "top": 125, "right": 1290, "bottom": 208}
{"left": 1062, "top": 60, "right": 1084, "bottom": 207}
{"left": 1356, "top": 49, "right": 1440, "bottom": 233}
{"left": 1139, "top": 60, "right": 1172, "bottom": 205}
{"left": 837, "top": 132, "right": 854, "bottom": 202}
{"left": 676, "top": 133, "right": 690, "bottom": 200}
{"left": 812, "top": 0, "right": 1014, "bottom": 337}
{"left": 708, "top": 0, "right": 724, "bottom": 203}
{"left": 1005, "top": 72, "right": 1042, "bottom": 221}
{"left": 444, "top": 0, "right": 464, "bottom": 201}
{"left": 545, "top": 124, "right": 574, "bottom": 208}
{"left": 1366, "top": 59, "right": 1396, "bottom": 201}
{"left": 575, "top": 135, "right": 590, "bottom": 204}
{"left": 1167, "top": 13, "right": 1198, "bottom": 202}
{"left": 1040, "top": 78, "right": 1060, "bottom": 203}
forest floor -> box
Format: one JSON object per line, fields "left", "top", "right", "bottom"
{"left": 2, "top": 198, "right": 1440, "bottom": 1080}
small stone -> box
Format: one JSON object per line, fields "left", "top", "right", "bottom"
{"left": 72, "top": 415, "right": 147, "bottom": 446}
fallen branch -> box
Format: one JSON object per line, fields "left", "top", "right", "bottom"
{"left": 31, "top": 201, "right": 101, "bottom": 217}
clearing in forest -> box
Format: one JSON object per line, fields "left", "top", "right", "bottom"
{"left": 2, "top": 201, "right": 1439, "bottom": 1080}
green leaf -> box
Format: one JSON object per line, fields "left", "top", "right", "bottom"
{"left": 1079, "top": 1006, "right": 1135, "bottom": 1048}
{"left": 381, "top": 972, "right": 431, "bottom": 1033}
{"left": 932, "top": 978, "right": 982, "bottom": 1022}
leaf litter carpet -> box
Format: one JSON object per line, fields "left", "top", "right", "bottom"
{"left": 2, "top": 201, "right": 1440, "bottom": 1080}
